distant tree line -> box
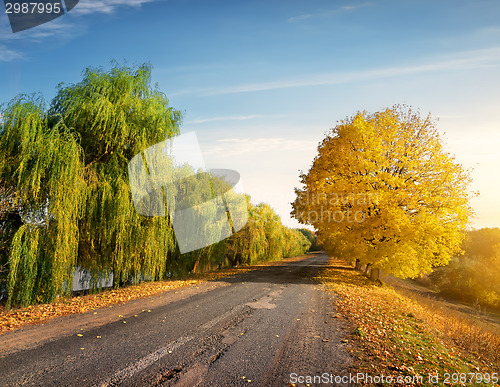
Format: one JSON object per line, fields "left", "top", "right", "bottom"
{"left": 0, "top": 63, "right": 310, "bottom": 308}
{"left": 297, "top": 228, "right": 322, "bottom": 251}
{"left": 423, "top": 228, "right": 500, "bottom": 309}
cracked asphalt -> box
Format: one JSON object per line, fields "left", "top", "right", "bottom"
{"left": 0, "top": 253, "right": 354, "bottom": 386}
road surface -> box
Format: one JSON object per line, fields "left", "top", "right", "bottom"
{"left": 0, "top": 253, "right": 353, "bottom": 386}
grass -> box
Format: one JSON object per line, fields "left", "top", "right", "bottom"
{"left": 0, "top": 254, "right": 309, "bottom": 335}
{"left": 315, "top": 258, "right": 500, "bottom": 387}
{"left": 392, "top": 284, "right": 500, "bottom": 369}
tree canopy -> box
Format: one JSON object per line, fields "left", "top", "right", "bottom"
{"left": 292, "top": 105, "right": 474, "bottom": 278}
{"left": 0, "top": 63, "right": 181, "bottom": 307}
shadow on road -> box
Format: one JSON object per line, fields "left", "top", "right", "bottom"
{"left": 215, "top": 253, "right": 333, "bottom": 286}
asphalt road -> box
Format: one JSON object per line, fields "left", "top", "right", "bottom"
{"left": 0, "top": 253, "right": 354, "bottom": 386}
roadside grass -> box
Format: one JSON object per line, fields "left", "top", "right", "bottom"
{"left": 0, "top": 254, "right": 310, "bottom": 335}
{"left": 315, "top": 258, "right": 500, "bottom": 387}
{"left": 393, "top": 285, "right": 500, "bottom": 370}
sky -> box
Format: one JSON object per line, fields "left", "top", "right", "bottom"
{"left": 1, "top": 0, "right": 499, "bottom": 229}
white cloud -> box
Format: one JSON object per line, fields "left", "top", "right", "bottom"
{"left": 0, "top": 4, "right": 73, "bottom": 43}
{"left": 202, "top": 137, "right": 318, "bottom": 156}
{"left": 287, "top": 3, "right": 370, "bottom": 23}
{"left": 171, "top": 46, "right": 500, "bottom": 97}
{"left": 185, "top": 115, "right": 265, "bottom": 125}
{"left": 72, "top": 0, "right": 156, "bottom": 16}
{"left": 340, "top": 5, "right": 358, "bottom": 10}
{"left": 0, "top": 0, "right": 159, "bottom": 61}
{"left": 0, "top": 45, "right": 22, "bottom": 62}
{"left": 475, "top": 26, "right": 500, "bottom": 37}
{"left": 287, "top": 14, "right": 312, "bottom": 23}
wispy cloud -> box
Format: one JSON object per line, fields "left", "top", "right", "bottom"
{"left": 0, "top": 45, "right": 23, "bottom": 62}
{"left": 203, "top": 137, "right": 318, "bottom": 156}
{"left": 476, "top": 26, "right": 500, "bottom": 36}
{"left": 340, "top": 5, "right": 358, "bottom": 10}
{"left": 0, "top": 17, "right": 81, "bottom": 65}
{"left": 287, "top": 14, "right": 312, "bottom": 23}
{"left": 288, "top": 3, "right": 369, "bottom": 23}
{"left": 72, "top": 0, "right": 156, "bottom": 16}
{"left": 185, "top": 115, "right": 265, "bottom": 125}
{"left": 171, "top": 47, "right": 500, "bottom": 97}
{"left": 0, "top": 0, "right": 159, "bottom": 61}
{"left": 0, "top": 17, "right": 73, "bottom": 42}
{"left": 156, "top": 63, "right": 233, "bottom": 74}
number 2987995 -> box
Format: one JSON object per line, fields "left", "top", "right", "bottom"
{"left": 5, "top": 2, "right": 62, "bottom": 14}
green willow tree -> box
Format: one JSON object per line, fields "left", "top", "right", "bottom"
{"left": 0, "top": 62, "right": 311, "bottom": 308}
{"left": 223, "top": 200, "right": 310, "bottom": 266}
{"left": 0, "top": 63, "right": 181, "bottom": 307}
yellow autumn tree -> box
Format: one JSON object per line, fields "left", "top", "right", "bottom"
{"left": 292, "top": 105, "right": 474, "bottom": 279}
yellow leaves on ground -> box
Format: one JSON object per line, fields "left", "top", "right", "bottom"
{"left": 0, "top": 265, "right": 250, "bottom": 335}
{"left": 0, "top": 255, "right": 306, "bottom": 335}
{"left": 316, "top": 258, "right": 499, "bottom": 386}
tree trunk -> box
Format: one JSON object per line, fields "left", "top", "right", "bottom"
{"left": 364, "top": 263, "right": 371, "bottom": 276}
{"left": 192, "top": 260, "right": 199, "bottom": 274}
{"left": 370, "top": 267, "right": 380, "bottom": 281}
{"left": 355, "top": 259, "right": 361, "bottom": 270}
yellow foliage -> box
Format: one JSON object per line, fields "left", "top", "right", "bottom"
{"left": 292, "top": 105, "right": 474, "bottom": 278}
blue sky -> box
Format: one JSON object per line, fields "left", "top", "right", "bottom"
{"left": 1, "top": 0, "right": 500, "bottom": 229}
